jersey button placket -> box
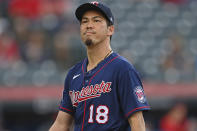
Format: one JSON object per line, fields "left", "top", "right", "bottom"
{"left": 82, "top": 72, "right": 92, "bottom": 130}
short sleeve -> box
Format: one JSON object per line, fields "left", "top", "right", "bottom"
{"left": 59, "top": 74, "right": 74, "bottom": 115}
{"left": 118, "top": 67, "right": 150, "bottom": 118}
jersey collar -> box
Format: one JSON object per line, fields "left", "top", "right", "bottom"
{"left": 82, "top": 52, "right": 117, "bottom": 77}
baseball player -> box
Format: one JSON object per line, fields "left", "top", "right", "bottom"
{"left": 50, "top": 1, "right": 150, "bottom": 131}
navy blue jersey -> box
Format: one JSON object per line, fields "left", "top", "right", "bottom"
{"left": 59, "top": 52, "right": 150, "bottom": 131}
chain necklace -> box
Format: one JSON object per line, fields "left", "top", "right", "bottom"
{"left": 104, "top": 50, "right": 113, "bottom": 59}
{"left": 88, "top": 50, "right": 113, "bottom": 72}
{"left": 96, "top": 50, "right": 113, "bottom": 66}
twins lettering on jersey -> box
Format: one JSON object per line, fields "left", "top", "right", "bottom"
{"left": 69, "top": 81, "right": 112, "bottom": 107}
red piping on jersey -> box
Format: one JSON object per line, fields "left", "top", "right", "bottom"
{"left": 81, "top": 59, "right": 86, "bottom": 131}
{"left": 82, "top": 100, "right": 87, "bottom": 131}
{"left": 82, "top": 60, "right": 85, "bottom": 74}
{"left": 88, "top": 55, "right": 119, "bottom": 85}
{"left": 82, "top": 60, "right": 85, "bottom": 86}
{"left": 125, "top": 106, "right": 150, "bottom": 118}
{"left": 81, "top": 55, "right": 119, "bottom": 131}
{"left": 59, "top": 106, "right": 73, "bottom": 112}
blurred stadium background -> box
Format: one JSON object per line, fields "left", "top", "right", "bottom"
{"left": 0, "top": 0, "right": 197, "bottom": 130}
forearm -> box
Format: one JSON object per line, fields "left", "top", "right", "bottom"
{"left": 49, "top": 121, "right": 71, "bottom": 131}
{"left": 128, "top": 111, "right": 146, "bottom": 131}
{"left": 49, "top": 111, "right": 73, "bottom": 131}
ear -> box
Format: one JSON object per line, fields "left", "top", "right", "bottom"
{"left": 107, "top": 25, "right": 114, "bottom": 36}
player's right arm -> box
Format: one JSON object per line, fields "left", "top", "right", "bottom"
{"left": 49, "top": 111, "right": 74, "bottom": 131}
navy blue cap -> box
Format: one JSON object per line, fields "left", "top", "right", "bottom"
{"left": 75, "top": 1, "right": 114, "bottom": 25}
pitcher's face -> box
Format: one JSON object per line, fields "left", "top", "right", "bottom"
{"left": 80, "top": 10, "right": 113, "bottom": 46}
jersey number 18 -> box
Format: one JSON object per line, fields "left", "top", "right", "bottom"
{"left": 88, "top": 105, "right": 109, "bottom": 124}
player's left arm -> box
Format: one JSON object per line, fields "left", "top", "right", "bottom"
{"left": 128, "top": 111, "right": 146, "bottom": 131}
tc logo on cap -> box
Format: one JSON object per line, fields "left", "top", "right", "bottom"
{"left": 90, "top": 1, "right": 99, "bottom": 6}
